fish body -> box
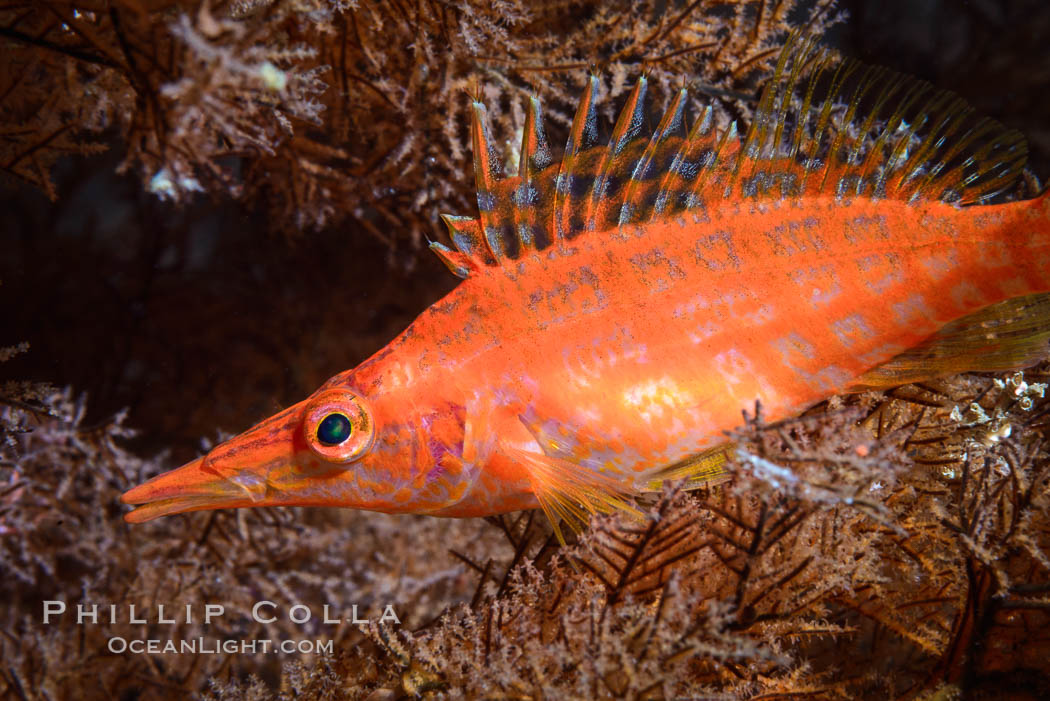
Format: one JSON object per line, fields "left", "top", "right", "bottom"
{"left": 122, "top": 37, "right": 1050, "bottom": 530}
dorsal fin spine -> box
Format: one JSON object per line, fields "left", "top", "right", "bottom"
{"left": 956, "top": 130, "right": 1026, "bottom": 203}
{"left": 840, "top": 64, "right": 882, "bottom": 163}
{"left": 589, "top": 77, "right": 648, "bottom": 230}
{"left": 930, "top": 120, "right": 993, "bottom": 192}
{"left": 815, "top": 61, "right": 864, "bottom": 193}
{"left": 619, "top": 88, "right": 687, "bottom": 226}
{"left": 441, "top": 213, "right": 495, "bottom": 268}
{"left": 764, "top": 40, "right": 802, "bottom": 182}
{"left": 906, "top": 97, "right": 974, "bottom": 200}
{"left": 772, "top": 37, "right": 816, "bottom": 164}
{"left": 512, "top": 96, "right": 550, "bottom": 255}
{"left": 787, "top": 51, "right": 825, "bottom": 166}
{"left": 798, "top": 58, "right": 856, "bottom": 194}
{"left": 760, "top": 38, "right": 822, "bottom": 197}
{"left": 653, "top": 102, "right": 711, "bottom": 216}
{"left": 736, "top": 37, "right": 796, "bottom": 182}
{"left": 470, "top": 101, "right": 505, "bottom": 265}
{"left": 554, "top": 74, "right": 600, "bottom": 244}
{"left": 694, "top": 120, "right": 739, "bottom": 204}
{"left": 520, "top": 96, "right": 551, "bottom": 178}
{"left": 610, "top": 76, "right": 648, "bottom": 156}
{"left": 678, "top": 108, "right": 730, "bottom": 210}
{"left": 880, "top": 95, "right": 935, "bottom": 197}
{"left": 862, "top": 79, "right": 928, "bottom": 198}
{"left": 819, "top": 63, "right": 882, "bottom": 195}
{"left": 891, "top": 92, "right": 960, "bottom": 196}
{"left": 429, "top": 241, "right": 472, "bottom": 278}
{"left": 847, "top": 67, "right": 899, "bottom": 191}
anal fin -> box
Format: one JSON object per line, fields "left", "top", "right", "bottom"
{"left": 851, "top": 293, "right": 1050, "bottom": 390}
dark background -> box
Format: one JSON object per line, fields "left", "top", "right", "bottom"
{"left": 2, "top": 0, "right": 1049, "bottom": 465}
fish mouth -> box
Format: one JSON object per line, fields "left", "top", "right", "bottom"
{"left": 120, "top": 455, "right": 261, "bottom": 523}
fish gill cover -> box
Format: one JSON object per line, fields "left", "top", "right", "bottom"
{"left": 2, "top": 1, "right": 1050, "bottom": 699}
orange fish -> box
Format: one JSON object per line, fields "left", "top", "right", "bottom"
{"left": 122, "top": 37, "right": 1050, "bottom": 535}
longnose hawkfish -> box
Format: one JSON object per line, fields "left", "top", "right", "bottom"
{"left": 123, "top": 36, "right": 1050, "bottom": 539}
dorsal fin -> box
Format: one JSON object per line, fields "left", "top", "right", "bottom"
{"left": 651, "top": 104, "right": 717, "bottom": 216}
{"left": 442, "top": 213, "right": 494, "bottom": 267}
{"left": 433, "top": 33, "right": 1029, "bottom": 278}
{"left": 428, "top": 239, "right": 473, "bottom": 278}
{"left": 734, "top": 32, "right": 1027, "bottom": 204}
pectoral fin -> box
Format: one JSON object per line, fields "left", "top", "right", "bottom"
{"left": 502, "top": 443, "right": 644, "bottom": 544}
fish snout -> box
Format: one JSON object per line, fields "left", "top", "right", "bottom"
{"left": 120, "top": 450, "right": 276, "bottom": 523}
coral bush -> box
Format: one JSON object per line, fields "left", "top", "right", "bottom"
{"left": 0, "top": 0, "right": 841, "bottom": 241}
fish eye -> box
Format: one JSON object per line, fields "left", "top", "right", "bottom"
{"left": 303, "top": 388, "right": 374, "bottom": 463}
{"left": 317, "top": 413, "right": 353, "bottom": 445}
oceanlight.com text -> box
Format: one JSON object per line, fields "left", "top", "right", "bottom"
{"left": 107, "top": 636, "right": 334, "bottom": 655}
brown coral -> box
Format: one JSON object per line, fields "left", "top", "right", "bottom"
{"left": 0, "top": 0, "right": 842, "bottom": 242}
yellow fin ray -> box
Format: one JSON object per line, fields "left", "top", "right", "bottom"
{"left": 644, "top": 445, "right": 731, "bottom": 491}
{"left": 503, "top": 444, "right": 644, "bottom": 544}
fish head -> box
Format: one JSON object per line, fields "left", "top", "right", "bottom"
{"left": 121, "top": 373, "right": 467, "bottom": 522}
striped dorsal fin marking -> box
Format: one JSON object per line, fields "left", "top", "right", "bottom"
{"left": 554, "top": 75, "right": 601, "bottom": 244}
{"left": 470, "top": 101, "right": 517, "bottom": 263}
{"left": 619, "top": 87, "right": 688, "bottom": 227}
{"left": 732, "top": 39, "right": 794, "bottom": 191}
{"left": 432, "top": 33, "right": 1029, "bottom": 278}
{"left": 512, "top": 96, "right": 554, "bottom": 253}
{"left": 428, "top": 239, "right": 473, "bottom": 279}
{"left": 651, "top": 104, "right": 716, "bottom": 217}
{"left": 443, "top": 213, "right": 494, "bottom": 268}
{"left": 692, "top": 120, "right": 740, "bottom": 205}
{"left": 587, "top": 76, "right": 649, "bottom": 233}
{"left": 736, "top": 31, "right": 1027, "bottom": 205}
